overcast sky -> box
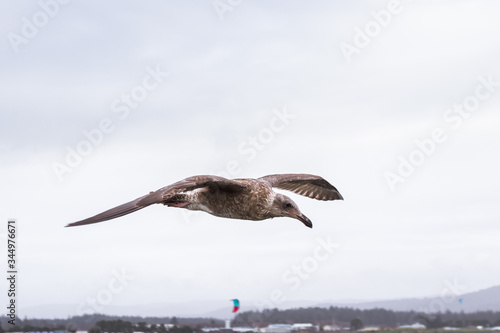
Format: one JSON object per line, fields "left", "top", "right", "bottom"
{"left": 1, "top": 0, "right": 500, "bottom": 318}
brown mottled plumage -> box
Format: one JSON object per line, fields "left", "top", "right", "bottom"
{"left": 66, "top": 174, "right": 343, "bottom": 228}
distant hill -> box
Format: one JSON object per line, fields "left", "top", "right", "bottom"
{"left": 321, "top": 285, "right": 500, "bottom": 313}
{"left": 20, "top": 285, "right": 500, "bottom": 319}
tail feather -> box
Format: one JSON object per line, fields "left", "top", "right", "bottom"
{"left": 66, "top": 195, "right": 151, "bottom": 227}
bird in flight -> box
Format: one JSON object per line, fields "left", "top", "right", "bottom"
{"left": 66, "top": 174, "right": 343, "bottom": 228}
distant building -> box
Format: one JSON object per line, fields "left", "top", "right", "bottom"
{"left": 322, "top": 324, "right": 340, "bottom": 331}
{"left": 202, "top": 327, "right": 255, "bottom": 333}
{"left": 291, "top": 324, "right": 315, "bottom": 331}
{"left": 398, "top": 323, "right": 426, "bottom": 330}
{"left": 360, "top": 327, "right": 379, "bottom": 332}
{"left": 232, "top": 327, "right": 258, "bottom": 332}
{"left": 260, "top": 324, "right": 293, "bottom": 333}
{"left": 260, "top": 323, "right": 317, "bottom": 333}
{"left": 201, "top": 329, "right": 232, "bottom": 333}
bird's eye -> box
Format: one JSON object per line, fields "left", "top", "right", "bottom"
{"left": 284, "top": 202, "right": 293, "bottom": 209}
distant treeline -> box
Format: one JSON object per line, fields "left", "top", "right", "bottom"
{"left": 233, "top": 307, "right": 500, "bottom": 328}
{"left": 0, "top": 314, "right": 223, "bottom": 331}
{"left": 1, "top": 307, "right": 500, "bottom": 331}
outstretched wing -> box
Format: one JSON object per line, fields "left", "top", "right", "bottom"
{"left": 137, "top": 175, "right": 248, "bottom": 206}
{"left": 65, "top": 194, "right": 152, "bottom": 227}
{"left": 259, "top": 174, "right": 343, "bottom": 201}
{"left": 66, "top": 175, "right": 247, "bottom": 227}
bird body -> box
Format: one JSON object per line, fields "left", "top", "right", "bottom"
{"left": 176, "top": 179, "right": 273, "bottom": 220}
{"left": 66, "top": 174, "right": 343, "bottom": 228}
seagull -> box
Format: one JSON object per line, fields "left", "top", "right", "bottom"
{"left": 66, "top": 174, "right": 343, "bottom": 228}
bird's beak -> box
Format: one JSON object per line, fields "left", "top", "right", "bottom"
{"left": 295, "top": 213, "right": 313, "bottom": 228}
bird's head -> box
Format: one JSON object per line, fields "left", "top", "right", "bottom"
{"left": 269, "top": 193, "right": 312, "bottom": 228}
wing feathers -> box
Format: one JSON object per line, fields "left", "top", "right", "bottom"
{"left": 259, "top": 174, "right": 343, "bottom": 201}
{"left": 66, "top": 194, "right": 151, "bottom": 227}
{"left": 67, "top": 175, "right": 247, "bottom": 227}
